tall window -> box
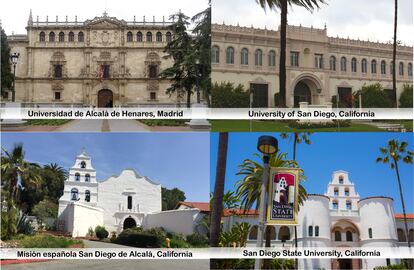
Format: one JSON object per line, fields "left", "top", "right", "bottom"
{"left": 381, "top": 60, "right": 386, "bottom": 74}
{"left": 351, "top": 58, "right": 357, "bottom": 73}
{"left": 332, "top": 201, "right": 338, "bottom": 209}
{"left": 361, "top": 59, "right": 367, "bottom": 73}
{"left": 68, "top": 32, "right": 74, "bottom": 42}
{"left": 330, "top": 56, "right": 336, "bottom": 71}
{"left": 137, "top": 32, "right": 143, "bottom": 42}
{"left": 399, "top": 62, "right": 404, "bottom": 76}
{"left": 226, "top": 47, "right": 234, "bottom": 64}
{"left": 334, "top": 188, "right": 338, "bottom": 196}
{"left": 150, "top": 92, "right": 157, "bottom": 101}
{"left": 291, "top": 51, "right": 299, "bottom": 67}
{"left": 127, "top": 196, "right": 132, "bottom": 210}
{"left": 85, "top": 174, "right": 90, "bottom": 182}
{"left": 278, "top": 226, "right": 290, "bottom": 242}
{"left": 80, "top": 161, "right": 86, "bottom": 168}
{"left": 241, "top": 48, "right": 249, "bottom": 65}
{"left": 339, "top": 176, "right": 344, "bottom": 184}
{"left": 344, "top": 188, "right": 349, "bottom": 196}
{"left": 146, "top": 32, "right": 152, "bottom": 42}
{"left": 49, "top": 32, "right": 55, "bottom": 42}
{"left": 368, "top": 228, "right": 373, "bottom": 239}
{"left": 397, "top": 229, "right": 406, "bottom": 242}
{"left": 149, "top": 65, "right": 157, "bottom": 78}
{"left": 340, "top": 57, "right": 347, "bottom": 71}
{"left": 39, "top": 32, "right": 46, "bottom": 42}
{"left": 156, "top": 32, "right": 162, "bottom": 42}
{"left": 85, "top": 190, "right": 90, "bottom": 202}
{"left": 408, "top": 63, "right": 413, "bottom": 76}
{"left": 71, "top": 188, "right": 78, "bottom": 201}
{"left": 371, "top": 60, "right": 377, "bottom": 74}
{"left": 78, "top": 32, "right": 84, "bottom": 42}
{"left": 255, "top": 49, "right": 263, "bottom": 66}
{"left": 59, "top": 32, "right": 65, "bottom": 42}
{"left": 212, "top": 46, "right": 220, "bottom": 63}
{"left": 335, "top": 231, "right": 341, "bottom": 241}
{"left": 346, "top": 231, "right": 353, "bottom": 241}
{"left": 315, "top": 54, "right": 323, "bottom": 69}
{"left": 315, "top": 226, "right": 319, "bottom": 237}
{"left": 268, "top": 50, "right": 276, "bottom": 67}
{"left": 102, "top": 65, "right": 110, "bottom": 79}
{"left": 54, "top": 92, "right": 61, "bottom": 100}
{"left": 346, "top": 201, "right": 352, "bottom": 210}
{"left": 249, "top": 225, "right": 258, "bottom": 240}
{"left": 127, "top": 31, "right": 133, "bottom": 42}
{"left": 54, "top": 65, "right": 62, "bottom": 79}
{"left": 166, "top": 32, "right": 172, "bottom": 42}
{"left": 308, "top": 226, "right": 313, "bottom": 237}
{"left": 390, "top": 61, "right": 394, "bottom": 75}
{"left": 75, "top": 173, "right": 80, "bottom": 181}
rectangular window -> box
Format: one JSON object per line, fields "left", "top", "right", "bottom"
{"left": 102, "top": 65, "right": 110, "bottom": 79}
{"left": 291, "top": 52, "right": 299, "bottom": 67}
{"left": 346, "top": 202, "right": 352, "bottom": 210}
{"left": 127, "top": 196, "right": 132, "bottom": 210}
{"left": 150, "top": 92, "right": 157, "bottom": 100}
{"left": 333, "top": 202, "right": 338, "bottom": 209}
{"left": 315, "top": 54, "right": 323, "bottom": 69}
{"left": 54, "top": 65, "right": 62, "bottom": 78}
{"left": 54, "top": 92, "right": 61, "bottom": 100}
{"left": 149, "top": 65, "right": 157, "bottom": 78}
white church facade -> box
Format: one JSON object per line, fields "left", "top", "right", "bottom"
{"left": 222, "top": 170, "right": 414, "bottom": 270}
{"left": 58, "top": 150, "right": 204, "bottom": 237}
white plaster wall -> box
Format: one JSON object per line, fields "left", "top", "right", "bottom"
{"left": 97, "top": 169, "right": 161, "bottom": 229}
{"left": 298, "top": 195, "right": 331, "bottom": 240}
{"left": 70, "top": 203, "right": 104, "bottom": 237}
{"left": 144, "top": 209, "right": 200, "bottom": 235}
{"left": 359, "top": 198, "right": 398, "bottom": 241}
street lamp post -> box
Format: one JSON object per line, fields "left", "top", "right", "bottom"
{"left": 255, "top": 135, "right": 278, "bottom": 270}
{"left": 10, "top": 52, "right": 20, "bottom": 102}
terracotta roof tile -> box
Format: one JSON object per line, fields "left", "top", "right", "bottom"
{"left": 395, "top": 214, "right": 414, "bottom": 219}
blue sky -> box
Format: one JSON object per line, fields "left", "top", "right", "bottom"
{"left": 1, "top": 132, "right": 210, "bottom": 202}
{"left": 210, "top": 132, "right": 414, "bottom": 213}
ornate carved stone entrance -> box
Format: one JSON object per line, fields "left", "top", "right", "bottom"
{"left": 97, "top": 89, "right": 113, "bottom": 107}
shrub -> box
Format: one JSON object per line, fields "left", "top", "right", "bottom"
{"left": 186, "top": 233, "right": 209, "bottom": 247}
{"left": 95, "top": 225, "right": 109, "bottom": 240}
{"left": 145, "top": 227, "right": 167, "bottom": 239}
{"left": 114, "top": 228, "right": 162, "bottom": 248}
{"left": 399, "top": 84, "right": 413, "bottom": 108}
{"left": 354, "top": 83, "right": 392, "bottom": 108}
{"left": 211, "top": 82, "right": 249, "bottom": 108}
{"left": 16, "top": 211, "right": 34, "bottom": 236}
{"left": 169, "top": 233, "right": 190, "bottom": 248}
{"left": 110, "top": 231, "right": 117, "bottom": 242}
{"left": 20, "top": 235, "right": 83, "bottom": 248}
{"left": 87, "top": 227, "right": 94, "bottom": 238}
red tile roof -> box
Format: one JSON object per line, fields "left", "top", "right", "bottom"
{"left": 177, "top": 202, "right": 210, "bottom": 212}
{"left": 395, "top": 214, "right": 414, "bottom": 219}
{"left": 223, "top": 209, "right": 258, "bottom": 217}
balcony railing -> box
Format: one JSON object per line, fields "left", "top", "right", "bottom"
{"left": 330, "top": 209, "right": 359, "bottom": 217}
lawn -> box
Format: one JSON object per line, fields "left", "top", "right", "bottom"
{"left": 211, "top": 120, "right": 383, "bottom": 132}
{"left": 382, "top": 120, "right": 413, "bottom": 132}
{"left": 25, "top": 119, "right": 71, "bottom": 126}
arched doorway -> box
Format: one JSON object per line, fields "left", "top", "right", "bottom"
{"left": 98, "top": 89, "right": 113, "bottom": 108}
{"left": 123, "top": 217, "right": 136, "bottom": 230}
{"left": 294, "top": 82, "right": 311, "bottom": 107}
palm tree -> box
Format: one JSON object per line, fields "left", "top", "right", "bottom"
{"left": 1, "top": 144, "right": 42, "bottom": 205}
{"left": 235, "top": 151, "right": 307, "bottom": 269}
{"left": 392, "top": 0, "right": 398, "bottom": 107}
{"left": 280, "top": 132, "right": 312, "bottom": 268}
{"left": 256, "top": 0, "right": 326, "bottom": 107}
{"left": 376, "top": 139, "right": 413, "bottom": 248}
{"left": 210, "top": 132, "right": 229, "bottom": 268}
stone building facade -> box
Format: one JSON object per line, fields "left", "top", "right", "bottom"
{"left": 212, "top": 23, "right": 413, "bottom": 108}
{"left": 6, "top": 11, "right": 185, "bottom": 107}
{"left": 222, "top": 170, "right": 414, "bottom": 269}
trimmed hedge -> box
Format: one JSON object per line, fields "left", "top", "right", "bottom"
{"left": 211, "top": 82, "right": 249, "bottom": 108}
{"left": 95, "top": 226, "right": 109, "bottom": 240}
{"left": 114, "top": 228, "right": 162, "bottom": 248}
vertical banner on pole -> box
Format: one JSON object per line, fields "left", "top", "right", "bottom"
{"left": 267, "top": 167, "right": 300, "bottom": 225}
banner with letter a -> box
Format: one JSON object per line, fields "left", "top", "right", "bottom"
{"left": 267, "top": 167, "right": 301, "bottom": 225}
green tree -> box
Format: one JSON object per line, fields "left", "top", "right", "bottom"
{"left": 41, "top": 163, "right": 68, "bottom": 204}
{"left": 211, "top": 82, "right": 250, "bottom": 108}
{"left": 210, "top": 132, "right": 229, "bottom": 269}
{"left": 355, "top": 83, "right": 392, "bottom": 108}
{"left": 32, "top": 199, "right": 58, "bottom": 229}
{"left": 192, "top": 1, "right": 211, "bottom": 106}
{"left": 256, "top": 0, "right": 326, "bottom": 107}
{"left": 161, "top": 187, "right": 186, "bottom": 210}
{"left": 376, "top": 140, "right": 413, "bottom": 249}
{"left": 160, "top": 11, "right": 197, "bottom": 108}
{"left": 399, "top": 84, "right": 413, "bottom": 108}
{"left": 1, "top": 28, "right": 13, "bottom": 97}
